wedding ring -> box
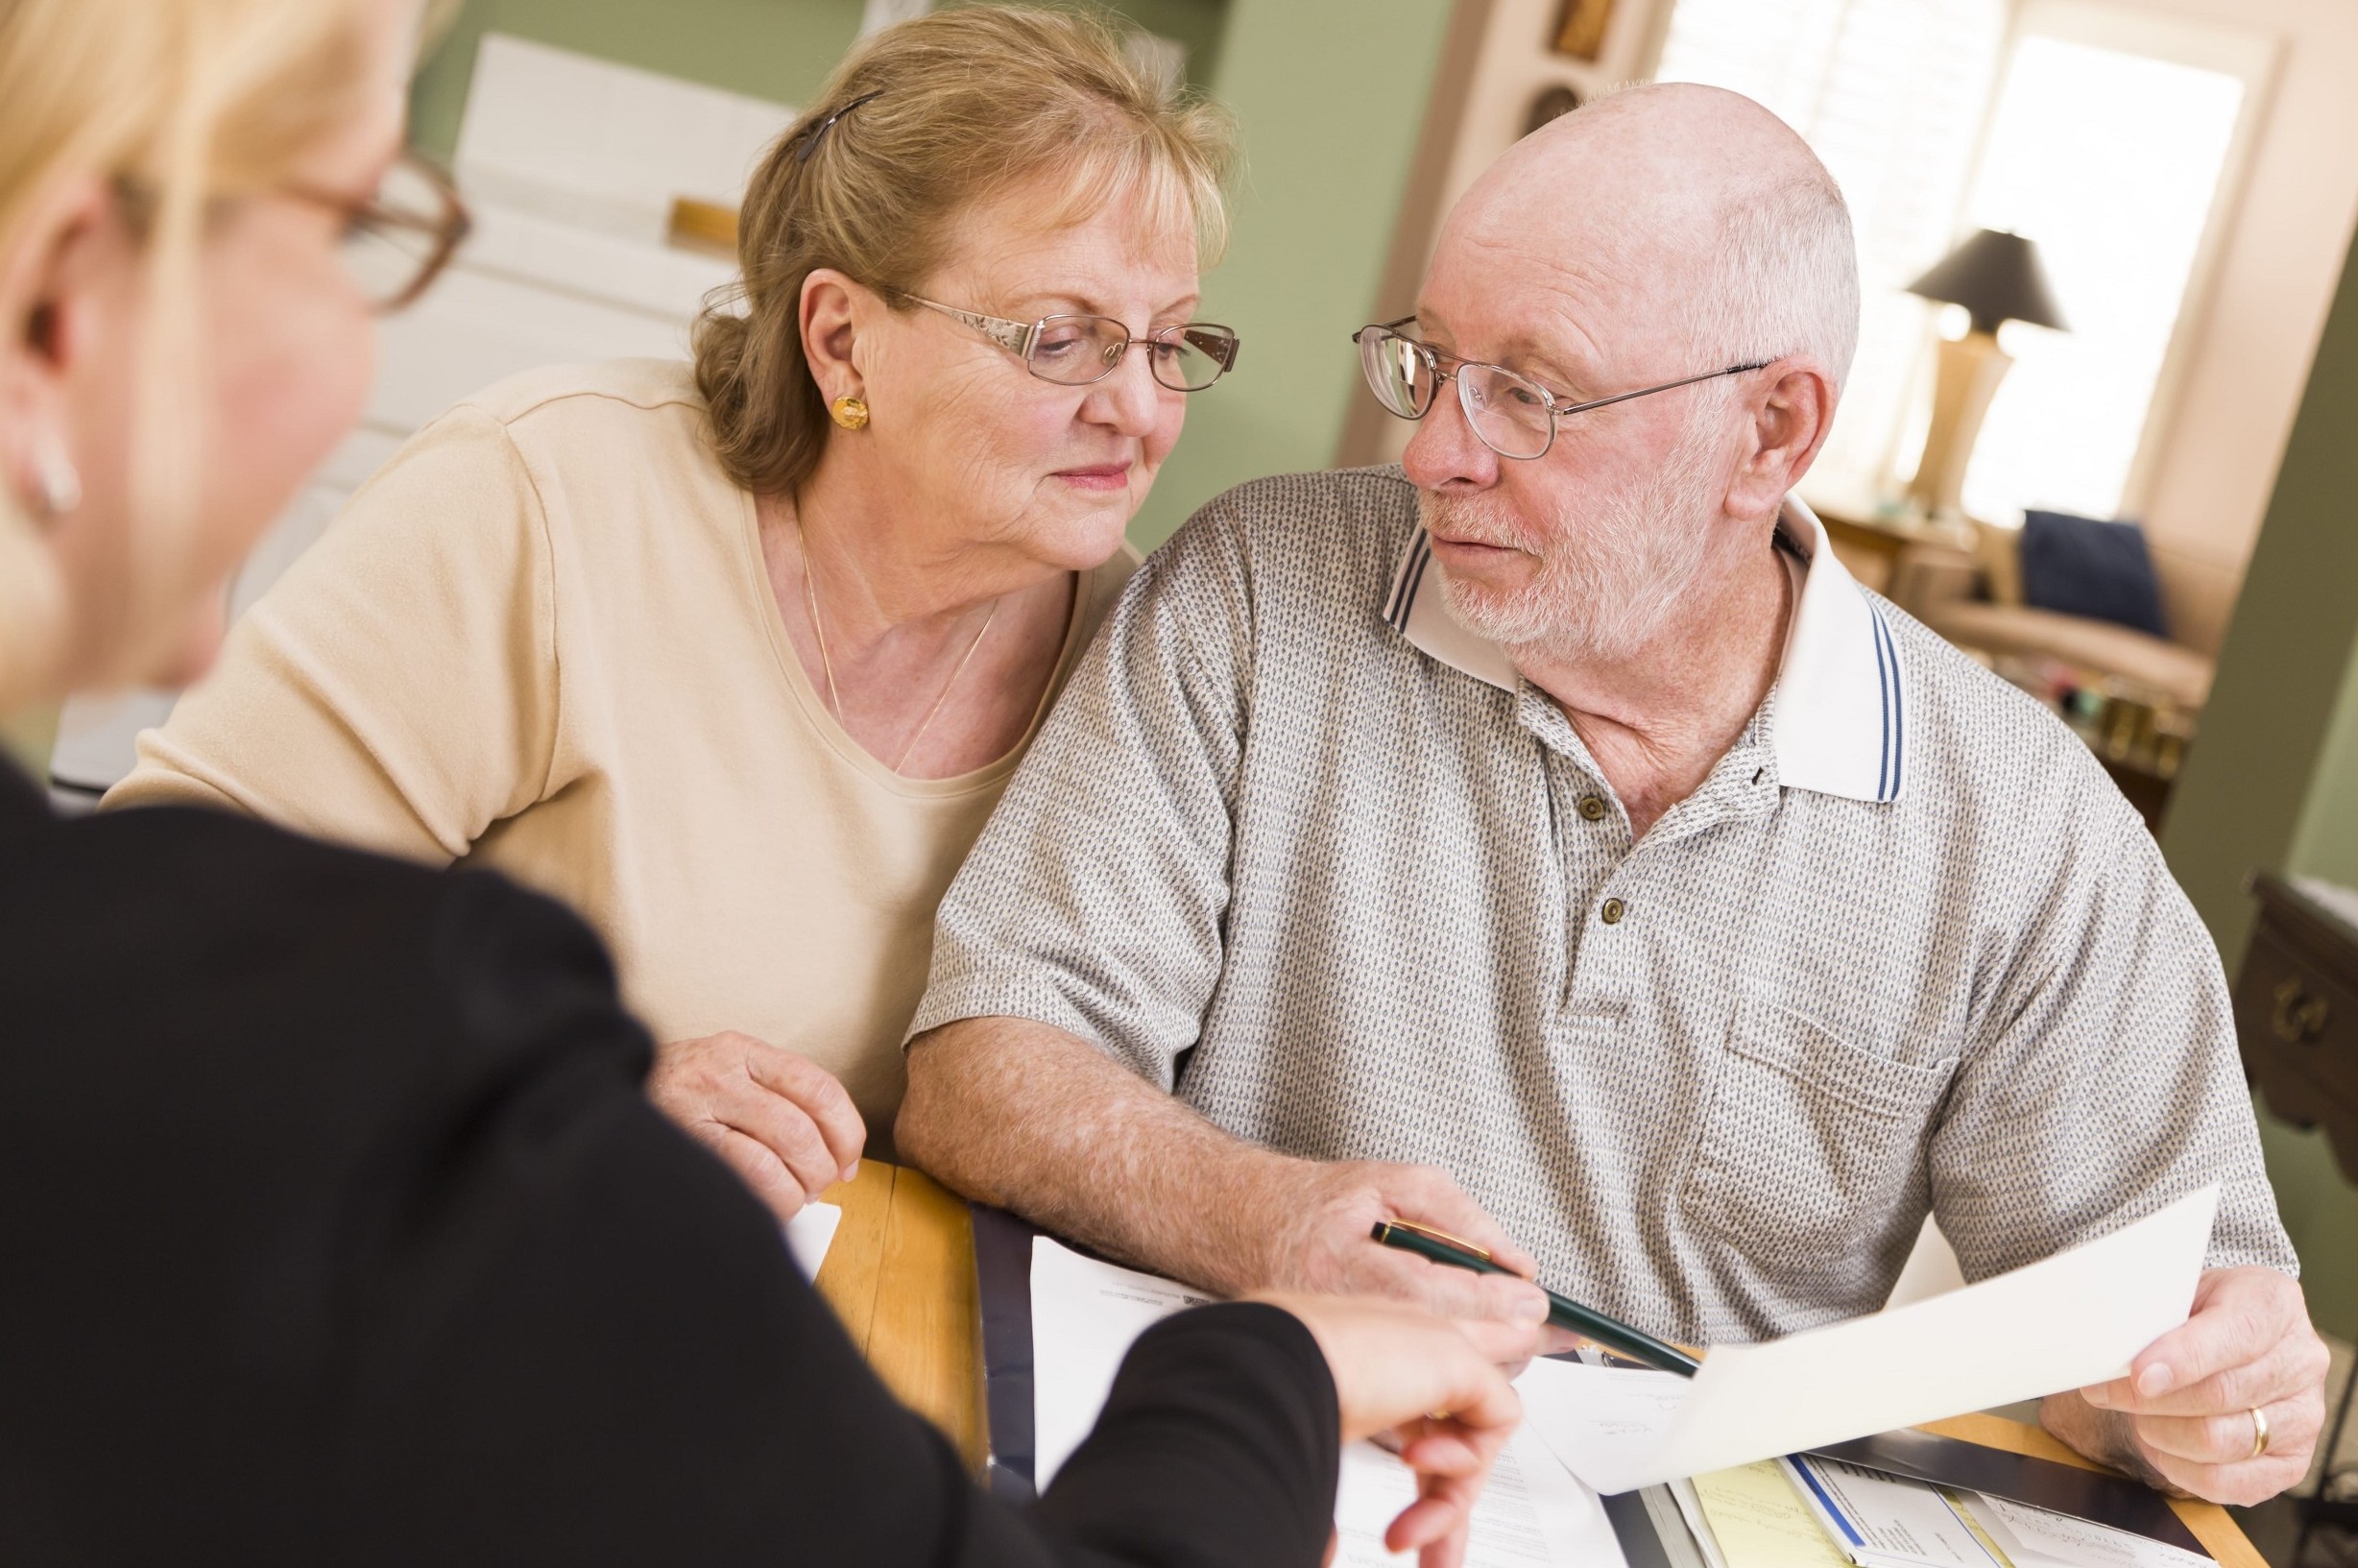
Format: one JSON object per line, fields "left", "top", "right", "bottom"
{"left": 2249, "top": 1405, "right": 2271, "bottom": 1460}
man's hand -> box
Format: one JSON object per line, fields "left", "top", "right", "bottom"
{"left": 902, "top": 1020, "right": 1567, "bottom": 1353}
{"left": 647, "top": 1031, "right": 864, "bottom": 1221}
{"left": 1254, "top": 1292, "right": 1542, "bottom": 1568}
{"left": 2048, "top": 1266, "right": 2330, "bottom": 1505}
{"left": 1247, "top": 1159, "right": 1554, "bottom": 1334}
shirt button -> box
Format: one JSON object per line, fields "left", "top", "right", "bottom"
{"left": 1578, "top": 795, "right": 1608, "bottom": 822}
{"left": 1600, "top": 897, "right": 1626, "bottom": 926}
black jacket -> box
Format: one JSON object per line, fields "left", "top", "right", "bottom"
{"left": 0, "top": 763, "right": 1337, "bottom": 1565}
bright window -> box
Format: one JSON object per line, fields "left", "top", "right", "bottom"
{"left": 1958, "top": 10, "right": 2260, "bottom": 521}
{"left": 1654, "top": 0, "right": 2272, "bottom": 524}
{"left": 1655, "top": 0, "right": 2008, "bottom": 496}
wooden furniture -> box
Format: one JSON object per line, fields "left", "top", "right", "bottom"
{"left": 1813, "top": 498, "right": 2200, "bottom": 830}
{"left": 2237, "top": 871, "right": 2358, "bottom": 1187}
{"left": 812, "top": 1161, "right": 986, "bottom": 1470}
{"left": 1812, "top": 502, "right": 1977, "bottom": 598}
{"left": 2236, "top": 874, "right": 2358, "bottom": 1565}
{"left": 817, "top": 1161, "right": 2266, "bottom": 1568}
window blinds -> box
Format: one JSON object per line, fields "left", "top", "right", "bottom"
{"left": 1655, "top": 0, "right": 2009, "bottom": 495}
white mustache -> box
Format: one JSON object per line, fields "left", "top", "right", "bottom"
{"left": 1418, "top": 493, "right": 1533, "bottom": 553}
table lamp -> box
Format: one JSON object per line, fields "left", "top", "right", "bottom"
{"left": 1903, "top": 229, "right": 2069, "bottom": 519}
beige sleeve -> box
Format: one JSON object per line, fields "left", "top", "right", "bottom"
{"left": 105, "top": 404, "right": 559, "bottom": 864}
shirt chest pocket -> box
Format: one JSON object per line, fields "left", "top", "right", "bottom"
{"left": 1682, "top": 999, "right": 1957, "bottom": 1255}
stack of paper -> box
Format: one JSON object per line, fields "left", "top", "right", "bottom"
{"left": 1784, "top": 1454, "right": 2215, "bottom": 1568}
{"left": 1962, "top": 1492, "right": 2212, "bottom": 1568}
{"left": 1025, "top": 1185, "right": 2217, "bottom": 1567}
{"left": 1779, "top": 1456, "right": 2009, "bottom": 1568}
{"left": 1669, "top": 1456, "right": 2214, "bottom": 1568}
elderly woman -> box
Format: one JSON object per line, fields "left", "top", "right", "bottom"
{"left": 108, "top": 6, "right": 1239, "bottom": 1217}
{"left": 2, "top": 0, "right": 1536, "bottom": 1561}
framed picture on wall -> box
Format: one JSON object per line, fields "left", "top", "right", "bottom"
{"left": 1552, "top": 0, "right": 1614, "bottom": 61}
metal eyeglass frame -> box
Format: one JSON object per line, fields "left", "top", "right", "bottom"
{"left": 902, "top": 294, "right": 1241, "bottom": 392}
{"left": 1353, "top": 316, "right": 1768, "bottom": 460}
{"left": 113, "top": 151, "right": 471, "bottom": 316}
{"left": 290, "top": 152, "right": 471, "bottom": 314}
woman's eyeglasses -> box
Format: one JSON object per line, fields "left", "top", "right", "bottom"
{"left": 290, "top": 152, "right": 472, "bottom": 315}
{"left": 1352, "top": 317, "right": 1767, "bottom": 461}
{"left": 903, "top": 295, "right": 1240, "bottom": 393}
{"left": 112, "top": 152, "right": 470, "bottom": 317}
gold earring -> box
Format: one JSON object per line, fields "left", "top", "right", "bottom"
{"left": 830, "top": 395, "right": 871, "bottom": 431}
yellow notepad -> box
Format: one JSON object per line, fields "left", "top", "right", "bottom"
{"left": 1693, "top": 1461, "right": 1853, "bottom": 1568}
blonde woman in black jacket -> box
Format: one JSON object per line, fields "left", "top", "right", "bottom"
{"left": 0, "top": 2, "right": 1537, "bottom": 1564}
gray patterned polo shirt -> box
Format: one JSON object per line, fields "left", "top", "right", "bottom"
{"left": 910, "top": 466, "right": 2294, "bottom": 1345}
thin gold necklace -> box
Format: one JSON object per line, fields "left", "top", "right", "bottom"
{"left": 795, "top": 513, "right": 1000, "bottom": 773}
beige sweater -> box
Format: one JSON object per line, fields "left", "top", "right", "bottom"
{"left": 110, "top": 358, "right": 1135, "bottom": 1137}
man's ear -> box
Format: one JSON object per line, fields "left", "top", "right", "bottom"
{"left": 798, "top": 267, "right": 876, "bottom": 405}
{"left": 1725, "top": 357, "right": 1836, "bottom": 521}
{"left": 0, "top": 173, "right": 112, "bottom": 504}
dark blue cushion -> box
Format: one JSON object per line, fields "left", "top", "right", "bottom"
{"left": 2016, "top": 510, "right": 2169, "bottom": 639}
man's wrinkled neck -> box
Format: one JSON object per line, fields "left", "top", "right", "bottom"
{"left": 1505, "top": 519, "right": 1793, "bottom": 833}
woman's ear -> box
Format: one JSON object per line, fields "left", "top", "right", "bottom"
{"left": 0, "top": 176, "right": 111, "bottom": 710}
{"left": 799, "top": 267, "right": 872, "bottom": 403}
{"left": 0, "top": 173, "right": 113, "bottom": 512}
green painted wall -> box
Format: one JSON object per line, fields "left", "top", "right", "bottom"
{"left": 2292, "top": 612, "right": 2358, "bottom": 884}
{"left": 407, "top": 0, "right": 1439, "bottom": 550}
{"left": 2255, "top": 1106, "right": 2358, "bottom": 1342}
{"left": 1126, "top": 0, "right": 1454, "bottom": 546}
{"left": 2165, "top": 239, "right": 2358, "bottom": 967}
{"left": 2162, "top": 234, "right": 2358, "bottom": 1343}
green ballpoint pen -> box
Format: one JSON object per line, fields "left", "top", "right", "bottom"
{"left": 1371, "top": 1218, "right": 1701, "bottom": 1377}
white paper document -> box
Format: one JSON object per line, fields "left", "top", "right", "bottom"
{"left": 1780, "top": 1456, "right": 2005, "bottom": 1568}
{"left": 1961, "top": 1493, "right": 2213, "bottom": 1568}
{"left": 783, "top": 1201, "right": 841, "bottom": 1279}
{"left": 1030, "top": 1238, "right": 1215, "bottom": 1488}
{"left": 1029, "top": 1239, "right": 1627, "bottom": 1566}
{"left": 1522, "top": 1187, "right": 2216, "bottom": 1493}
{"left": 1522, "top": 1362, "right": 1689, "bottom": 1482}
{"left": 1335, "top": 1428, "right": 1624, "bottom": 1568}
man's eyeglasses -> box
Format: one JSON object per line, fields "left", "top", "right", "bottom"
{"left": 1352, "top": 317, "right": 1768, "bottom": 461}
{"left": 903, "top": 295, "right": 1241, "bottom": 393}
{"left": 294, "top": 152, "right": 472, "bottom": 315}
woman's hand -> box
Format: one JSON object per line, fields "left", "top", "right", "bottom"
{"left": 647, "top": 1032, "right": 865, "bottom": 1220}
{"left": 1252, "top": 1291, "right": 1543, "bottom": 1568}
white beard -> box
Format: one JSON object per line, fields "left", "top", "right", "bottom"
{"left": 1423, "top": 418, "right": 1728, "bottom": 667}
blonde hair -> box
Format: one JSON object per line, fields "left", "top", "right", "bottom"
{"left": 0, "top": 0, "right": 398, "bottom": 711}
{"left": 693, "top": 5, "right": 1236, "bottom": 500}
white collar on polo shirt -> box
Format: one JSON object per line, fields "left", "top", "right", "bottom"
{"left": 1380, "top": 494, "right": 1909, "bottom": 804}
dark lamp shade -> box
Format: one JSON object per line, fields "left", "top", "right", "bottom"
{"left": 1906, "top": 229, "right": 2070, "bottom": 337}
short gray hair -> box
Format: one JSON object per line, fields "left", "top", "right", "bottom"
{"left": 1691, "top": 172, "right": 1860, "bottom": 391}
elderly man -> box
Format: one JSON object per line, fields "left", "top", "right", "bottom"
{"left": 897, "top": 84, "right": 2329, "bottom": 1503}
